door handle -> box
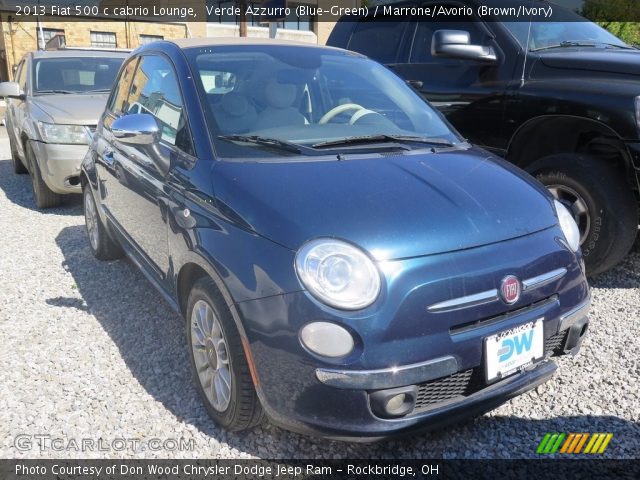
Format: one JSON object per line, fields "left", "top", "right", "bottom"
{"left": 406, "top": 79, "right": 424, "bottom": 90}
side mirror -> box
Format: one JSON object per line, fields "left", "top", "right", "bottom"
{"left": 111, "top": 113, "right": 171, "bottom": 176}
{"left": 431, "top": 30, "right": 498, "bottom": 64}
{"left": 111, "top": 113, "right": 160, "bottom": 145}
{"left": 0, "top": 81, "right": 24, "bottom": 99}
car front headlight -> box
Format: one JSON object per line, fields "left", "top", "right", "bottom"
{"left": 295, "top": 238, "right": 381, "bottom": 310}
{"left": 554, "top": 200, "right": 581, "bottom": 252}
{"left": 37, "top": 122, "right": 90, "bottom": 144}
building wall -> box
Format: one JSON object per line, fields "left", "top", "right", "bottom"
{"left": 206, "top": 0, "right": 357, "bottom": 45}
{"left": 0, "top": 17, "right": 206, "bottom": 81}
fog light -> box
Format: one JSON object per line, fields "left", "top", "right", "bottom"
{"left": 300, "top": 322, "right": 354, "bottom": 358}
{"left": 369, "top": 385, "right": 418, "bottom": 418}
{"left": 386, "top": 394, "right": 406, "bottom": 413}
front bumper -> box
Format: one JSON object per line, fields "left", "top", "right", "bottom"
{"left": 234, "top": 227, "right": 590, "bottom": 439}
{"left": 30, "top": 140, "right": 88, "bottom": 194}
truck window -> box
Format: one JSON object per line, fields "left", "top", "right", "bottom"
{"left": 348, "top": 18, "right": 409, "bottom": 64}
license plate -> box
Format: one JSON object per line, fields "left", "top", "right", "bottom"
{"left": 484, "top": 319, "right": 544, "bottom": 382}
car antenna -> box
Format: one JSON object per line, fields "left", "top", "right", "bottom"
{"left": 520, "top": 0, "right": 535, "bottom": 87}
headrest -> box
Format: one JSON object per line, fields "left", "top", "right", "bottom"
{"left": 221, "top": 93, "right": 251, "bottom": 118}
{"left": 264, "top": 79, "right": 297, "bottom": 109}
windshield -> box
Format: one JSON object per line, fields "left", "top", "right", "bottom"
{"left": 185, "top": 45, "right": 461, "bottom": 158}
{"left": 33, "top": 57, "right": 125, "bottom": 94}
{"left": 503, "top": 21, "right": 628, "bottom": 51}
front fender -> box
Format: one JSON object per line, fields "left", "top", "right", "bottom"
{"left": 169, "top": 220, "right": 301, "bottom": 307}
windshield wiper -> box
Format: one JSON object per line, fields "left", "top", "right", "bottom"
{"left": 83, "top": 88, "right": 112, "bottom": 93}
{"left": 312, "top": 134, "right": 455, "bottom": 149}
{"left": 218, "top": 135, "right": 318, "bottom": 155}
{"left": 530, "top": 40, "right": 598, "bottom": 52}
{"left": 36, "top": 89, "right": 76, "bottom": 94}
{"left": 602, "top": 43, "right": 636, "bottom": 50}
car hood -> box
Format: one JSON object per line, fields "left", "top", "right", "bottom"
{"left": 211, "top": 148, "right": 558, "bottom": 260}
{"left": 31, "top": 93, "right": 109, "bottom": 125}
{"left": 539, "top": 49, "right": 640, "bottom": 76}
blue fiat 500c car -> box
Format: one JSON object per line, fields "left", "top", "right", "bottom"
{"left": 82, "top": 38, "right": 590, "bottom": 439}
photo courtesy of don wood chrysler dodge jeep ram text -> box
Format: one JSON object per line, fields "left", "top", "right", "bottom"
{"left": 81, "top": 38, "right": 590, "bottom": 439}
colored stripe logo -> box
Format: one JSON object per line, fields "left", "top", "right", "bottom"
{"left": 537, "top": 433, "right": 613, "bottom": 454}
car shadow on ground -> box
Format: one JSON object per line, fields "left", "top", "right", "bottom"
{"left": 0, "top": 158, "right": 82, "bottom": 215}
{"left": 54, "top": 224, "right": 639, "bottom": 458}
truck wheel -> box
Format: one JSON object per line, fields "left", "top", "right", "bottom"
{"left": 83, "top": 185, "right": 123, "bottom": 261}
{"left": 186, "top": 277, "right": 264, "bottom": 431}
{"left": 26, "top": 143, "right": 62, "bottom": 209}
{"left": 528, "top": 154, "right": 638, "bottom": 276}
{"left": 9, "top": 136, "right": 27, "bottom": 174}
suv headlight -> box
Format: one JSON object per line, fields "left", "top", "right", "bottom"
{"left": 554, "top": 200, "right": 581, "bottom": 252}
{"left": 37, "top": 122, "right": 90, "bottom": 144}
{"left": 295, "top": 238, "right": 381, "bottom": 310}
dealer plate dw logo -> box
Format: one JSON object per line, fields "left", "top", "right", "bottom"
{"left": 537, "top": 433, "right": 613, "bottom": 454}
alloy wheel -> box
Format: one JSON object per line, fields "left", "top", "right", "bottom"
{"left": 191, "top": 300, "right": 232, "bottom": 412}
{"left": 84, "top": 192, "right": 99, "bottom": 251}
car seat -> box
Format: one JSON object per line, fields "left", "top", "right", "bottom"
{"left": 212, "top": 92, "right": 257, "bottom": 134}
{"left": 253, "top": 78, "right": 307, "bottom": 131}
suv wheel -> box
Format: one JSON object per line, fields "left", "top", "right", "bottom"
{"left": 26, "top": 143, "right": 62, "bottom": 208}
{"left": 9, "top": 136, "right": 27, "bottom": 174}
{"left": 529, "top": 154, "right": 638, "bottom": 276}
{"left": 186, "top": 278, "right": 264, "bottom": 431}
{"left": 83, "top": 185, "right": 123, "bottom": 260}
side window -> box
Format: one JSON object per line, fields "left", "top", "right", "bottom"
{"left": 347, "top": 18, "right": 409, "bottom": 64}
{"left": 108, "top": 57, "right": 139, "bottom": 115}
{"left": 127, "top": 55, "right": 193, "bottom": 155}
{"left": 410, "top": 20, "right": 489, "bottom": 63}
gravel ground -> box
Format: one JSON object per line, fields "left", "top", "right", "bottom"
{"left": 0, "top": 128, "right": 638, "bottom": 459}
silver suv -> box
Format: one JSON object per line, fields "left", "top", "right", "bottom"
{"left": 1, "top": 50, "right": 127, "bottom": 208}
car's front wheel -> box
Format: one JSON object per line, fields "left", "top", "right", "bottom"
{"left": 186, "top": 278, "right": 263, "bottom": 431}
{"left": 26, "top": 143, "right": 62, "bottom": 209}
{"left": 9, "top": 135, "right": 27, "bottom": 174}
{"left": 529, "top": 154, "right": 638, "bottom": 276}
{"left": 83, "top": 185, "right": 123, "bottom": 261}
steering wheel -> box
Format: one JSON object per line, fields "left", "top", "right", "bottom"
{"left": 319, "top": 103, "right": 367, "bottom": 124}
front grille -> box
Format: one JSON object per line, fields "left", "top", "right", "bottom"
{"left": 414, "top": 368, "right": 484, "bottom": 412}
{"left": 412, "top": 331, "right": 568, "bottom": 413}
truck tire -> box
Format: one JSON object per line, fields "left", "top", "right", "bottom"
{"left": 528, "top": 154, "right": 638, "bottom": 276}
{"left": 26, "top": 143, "right": 62, "bottom": 209}
{"left": 9, "top": 135, "right": 27, "bottom": 174}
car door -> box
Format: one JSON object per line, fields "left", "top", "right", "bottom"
{"left": 98, "top": 53, "right": 195, "bottom": 285}
{"left": 388, "top": 7, "right": 519, "bottom": 154}
{"left": 7, "top": 59, "right": 28, "bottom": 157}
{"left": 95, "top": 55, "right": 138, "bottom": 247}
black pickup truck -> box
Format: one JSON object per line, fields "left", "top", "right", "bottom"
{"left": 328, "top": 0, "right": 640, "bottom": 275}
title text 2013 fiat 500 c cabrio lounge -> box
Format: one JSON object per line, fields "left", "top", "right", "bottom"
{"left": 82, "top": 38, "right": 591, "bottom": 440}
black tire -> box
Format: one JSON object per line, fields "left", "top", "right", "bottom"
{"left": 26, "top": 143, "right": 62, "bottom": 209}
{"left": 9, "top": 135, "right": 27, "bottom": 174}
{"left": 186, "top": 277, "right": 264, "bottom": 431}
{"left": 528, "top": 154, "right": 638, "bottom": 276}
{"left": 83, "top": 185, "right": 124, "bottom": 261}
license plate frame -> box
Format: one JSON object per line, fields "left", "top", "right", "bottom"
{"left": 484, "top": 319, "right": 544, "bottom": 382}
